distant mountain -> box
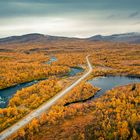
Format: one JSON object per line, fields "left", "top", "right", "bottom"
{"left": 88, "top": 32, "right": 140, "bottom": 43}
{"left": 0, "top": 32, "right": 140, "bottom": 44}
{"left": 0, "top": 33, "right": 44, "bottom": 44}
{"left": 0, "top": 33, "right": 77, "bottom": 44}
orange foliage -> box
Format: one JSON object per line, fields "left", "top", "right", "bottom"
{"left": 0, "top": 78, "right": 62, "bottom": 132}
{"left": 12, "top": 83, "right": 140, "bottom": 140}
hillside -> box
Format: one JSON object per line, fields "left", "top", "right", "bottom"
{"left": 0, "top": 32, "right": 140, "bottom": 45}
{"left": 0, "top": 33, "right": 78, "bottom": 44}
{"left": 88, "top": 32, "right": 140, "bottom": 43}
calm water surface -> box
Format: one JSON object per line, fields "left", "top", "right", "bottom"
{"left": 0, "top": 66, "right": 83, "bottom": 108}
{"left": 89, "top": 76, "right": 140, "bottom": 98}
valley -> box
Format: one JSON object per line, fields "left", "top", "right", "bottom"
{"left": 0, "top": 35, "right": 140, "bottom": 140}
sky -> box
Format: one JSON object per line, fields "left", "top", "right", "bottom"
{"left": 0, "top": 0, "right": 140, "bottom": 38}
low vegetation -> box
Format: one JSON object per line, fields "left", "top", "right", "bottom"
{"left": 0, "top": 52, "right": 71, "bottom": 89}
{"left": 0, "top": 40, "right": 140, "bottom": 139}
{"left": 9, "top": 83, "right": 140, "bottom": 140}
{"left": 0, "top": 78, "right": 62, "bottom": 132}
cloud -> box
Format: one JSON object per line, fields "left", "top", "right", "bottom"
{"left": 0, "top": 0, "right": 140, "bottom": 37}
{"left": 106, "top": 14, "right": 120, "bottom": 19}
{"left": 0, "top": 0, "right": 140, "bottom": 18}
{"left": 133, "top": 21, "right": 140, "bottom": 25}
{"left": 129, "top": 11, "right": 139, "bottom": 18}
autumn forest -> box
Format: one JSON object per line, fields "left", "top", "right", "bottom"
{"left": 0, "top": 36, "right": 139, "bottom": 140}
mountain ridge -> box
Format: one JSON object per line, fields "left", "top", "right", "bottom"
{"left": 0, "top": 32, "right": 140, "bottom": 44}
{"left": 88, "top": 32, "right": 140, "bottom": 43}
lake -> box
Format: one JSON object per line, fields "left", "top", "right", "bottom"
{"left": 89, "top": 76, "right": 140, "bottom": 98}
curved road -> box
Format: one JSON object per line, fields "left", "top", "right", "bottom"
{"left": 0, "top": 55, "right": 92, "bottom": 140}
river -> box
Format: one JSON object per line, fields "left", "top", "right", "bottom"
{"left": 0, "top": 57, "right": 83, "bottom": 108}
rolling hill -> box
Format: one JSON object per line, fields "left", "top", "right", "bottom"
{"left": 0, "top": 32, "right": 140, "bottom": 44}
{"left": 0, "top": 33, "right": 77, "bottom": 44}
{"left": 88, "top": 32, "right": 140, "bottom": 43}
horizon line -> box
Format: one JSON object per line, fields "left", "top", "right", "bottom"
{"left": 0, "top": 32, "right": 139, "bottom": 40}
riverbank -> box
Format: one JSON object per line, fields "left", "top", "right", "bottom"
{"left": 17, "top": 82, "right": 140, "bottom": 140}
{"left": 0, "top": 67, "right": 84, "bottom": 108}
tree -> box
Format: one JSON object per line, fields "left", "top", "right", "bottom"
{"left": 40, "top": 113, "right": 48, "bottom": 125}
